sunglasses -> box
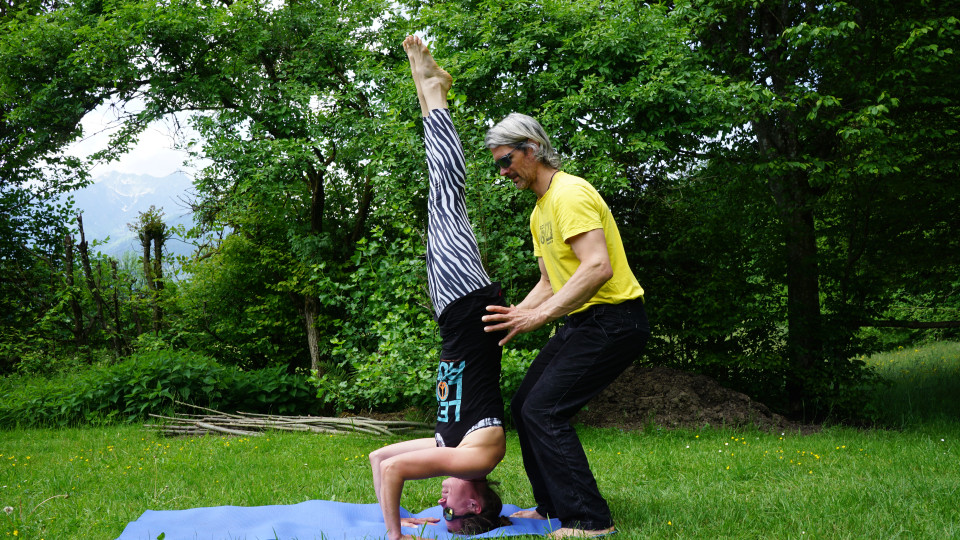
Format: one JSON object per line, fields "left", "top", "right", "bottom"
{"left": 494, "top": 144, "right": 525, "bottom": 170}
{"left": 443, "top": 506, "right": 476, "bottom": 521}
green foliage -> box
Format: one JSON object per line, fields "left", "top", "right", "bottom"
{"left": 0, "top": 350, "right": 322, "bottom": 428}
{"left": 303, "top": 222, "right": 541, "bottom": 413}
{"left": 167, "top": 233, "right": 309, "bottom": 370}
{"left": 307, "top": 227, "right": 436, "bottom": 412}
{"left": 498, "top": 347, "right": 538, "bottom": 412}
{"left": 0, "top": 188, "right": 82, "bottom": 372}
{"left": 2, "top": 0, "right": 958, "bottom": 420}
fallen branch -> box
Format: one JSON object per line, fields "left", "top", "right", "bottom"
{"left": 146, "top": 401, "right": 433, "bottom": 438}
{"left": 859, "top": 320, "right": 960, "bottom": 329}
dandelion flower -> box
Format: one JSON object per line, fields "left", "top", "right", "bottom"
{"left": 3, "top": 506, "right": 12, "bottom": 515}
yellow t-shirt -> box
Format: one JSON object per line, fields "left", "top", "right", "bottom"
{"left": 531, "top": 172, "right": 644, "bottom": 314}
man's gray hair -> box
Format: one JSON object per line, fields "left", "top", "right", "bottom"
{"left": 485, "top": 113, "right": 561, "bottom": 169}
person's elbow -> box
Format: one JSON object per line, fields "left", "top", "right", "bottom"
{"left": 587, "top": 257, "right": 613, "bottom": 286}
{"left": 597, "top": 259, "right": 613, "bottom": 283}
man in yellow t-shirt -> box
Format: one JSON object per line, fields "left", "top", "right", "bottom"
{"left": 482, "top": 113, "right": 650, "bottom": 539}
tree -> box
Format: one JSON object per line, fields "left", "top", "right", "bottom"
{"left": 1, "top": 0, "right": 421, "bottom": 372}
{"left": 681, "top": 0, "right": 960, "bottom": 415}
{"left": 409, "top": 0, "right": 959, "bottom": 417}
{"left": 0, "top": 0, "right": 129, "bottom": 368}
{"left": 129, "top": 206, "right": 168, "bottom": 333}
{"left": 3, "top": 0, "right": 956, "bottom": 418}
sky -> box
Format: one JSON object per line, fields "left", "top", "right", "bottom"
{"left": 65, "top": 99, "right": 204, "bottom": 181}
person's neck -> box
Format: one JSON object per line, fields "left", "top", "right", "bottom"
{"left": 533, "top": 167, "right": 560, "bottom": 199}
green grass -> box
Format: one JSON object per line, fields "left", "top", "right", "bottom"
{"left": 3, "top": 424, "right": 959, "bottom": 539}
{"left": 2, "top": 342, "right": 960, "bottom": 539}
{"left": 863, "top": 341, "right": 960, "bottom": 426}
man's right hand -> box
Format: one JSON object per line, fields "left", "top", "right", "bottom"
{"left": 483, "top": 304, "right": 547, "bottom": 346}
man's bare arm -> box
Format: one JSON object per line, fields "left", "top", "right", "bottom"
{"left": 484, "top": 228, "right": 612, "bottom": 345}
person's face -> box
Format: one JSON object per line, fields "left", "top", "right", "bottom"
{"left": 491, "top": 143, "right": 535, "bottom": 191}
{"left": 438, "top": 477, "right": 480, "bottom": 532}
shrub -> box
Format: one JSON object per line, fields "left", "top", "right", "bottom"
{"left": 308, "top": 227, "right": 544, "bottom": 415}
{"left": 311, "top": 309, "right": 439, "bottom": 413}
{"left": 0, "top": 350, "right": 324, "bottom": 428}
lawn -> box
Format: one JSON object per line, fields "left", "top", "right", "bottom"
{"left": 2, "top": 342, "right": 959, "bottom": 539}
{"left": 861, "top": 341, "right": 960, "bottom": 426}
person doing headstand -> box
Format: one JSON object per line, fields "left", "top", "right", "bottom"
{"left": 367, "top": 36, "right": 510, "bottom": 540}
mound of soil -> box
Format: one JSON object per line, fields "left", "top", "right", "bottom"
{"left": 576, "top": 365, "right": 807, "bottom": 432}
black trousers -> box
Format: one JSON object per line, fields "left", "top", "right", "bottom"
{"left": 511, "top": 298, "right": 650, "bottom": 530}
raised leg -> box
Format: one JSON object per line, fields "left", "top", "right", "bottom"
{"left": 405, "top": 36, "right": 491, "bottom": 317}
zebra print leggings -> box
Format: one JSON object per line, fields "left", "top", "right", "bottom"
{"left": 422, "top": 108, "right": 492, "bottom": 317}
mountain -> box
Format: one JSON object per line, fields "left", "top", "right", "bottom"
{"left": 66, "top": 171, "right": 197, "bottom": 258}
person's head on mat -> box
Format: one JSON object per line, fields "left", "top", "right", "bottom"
{"left": 439, "top": 477, "right": 511, "bottom": 534}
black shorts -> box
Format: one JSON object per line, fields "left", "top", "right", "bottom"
{"left": 433, "top": 282, "right": 508, "bottom": 447}
{"left": 437, "top": 282, "right": 507, "bottom": 359}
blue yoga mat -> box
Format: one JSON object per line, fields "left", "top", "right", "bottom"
{"left": 115, "top": 500, "right": 561, "bottom": 540}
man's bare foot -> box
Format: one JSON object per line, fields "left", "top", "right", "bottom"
{"left": 547, "top": 526, "right": 617, "bottom": 538}
{"left": 509, "top": 509, "right": 547, "bottom": 519}
{"left": 402, "top": 35, "right": 451, "bottom": 114}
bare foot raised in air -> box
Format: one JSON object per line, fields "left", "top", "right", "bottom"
{"left": 510, "top": 509, "right": 548, "bottom": 519}
{"left": 402, "top": 35, "right": 452, "bottom": 116}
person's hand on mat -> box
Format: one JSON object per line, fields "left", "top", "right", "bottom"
{"left": 400, "top": 517, "right": 440, "bottom": 527}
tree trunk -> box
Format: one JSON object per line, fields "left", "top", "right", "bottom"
{"left": 77, "top": 213, "right": 109, "bottom": 335}
{"left": 152, "top": 230, "right": 164, "bottom": 332}
{"left": 109, "top": 259, "right": 127, "bottom": 356}
{"left": 141, "top": 233, "right": 153, "bottom": 290}
{"left": 301, "top": 159, "right": 333, "bottom": 374}
{"left": 754, "top": 96, "right": 824, "bottom": 416}
{"left": 303, "top": 296, "right": 321, "bottom": 374}
{"left": 63, "top": 234, "right": 86, "bottom": 347}
{"left": 783, "top": 201, "right": 822, "bottom": 416}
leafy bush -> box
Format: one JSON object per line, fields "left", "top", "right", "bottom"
{"left": 500, "top": 347, "right": 537, "bottom": 403}
{"left": 0, "top": 350, "right": 323, "bottom": 428}
{"left": 308, "top": 227, "right": 543, "bottom": 415}
{"left": 311, "top": 308, "right": 439, "bottom": 413}
{"left": 166, "top": 233, "right": 310, "bottom": 371}
{"left": 218, "top": 364, "right": 320, "bottom": 415}
{"left": 308, "top": 229, "right": 438, "bottom": 412}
